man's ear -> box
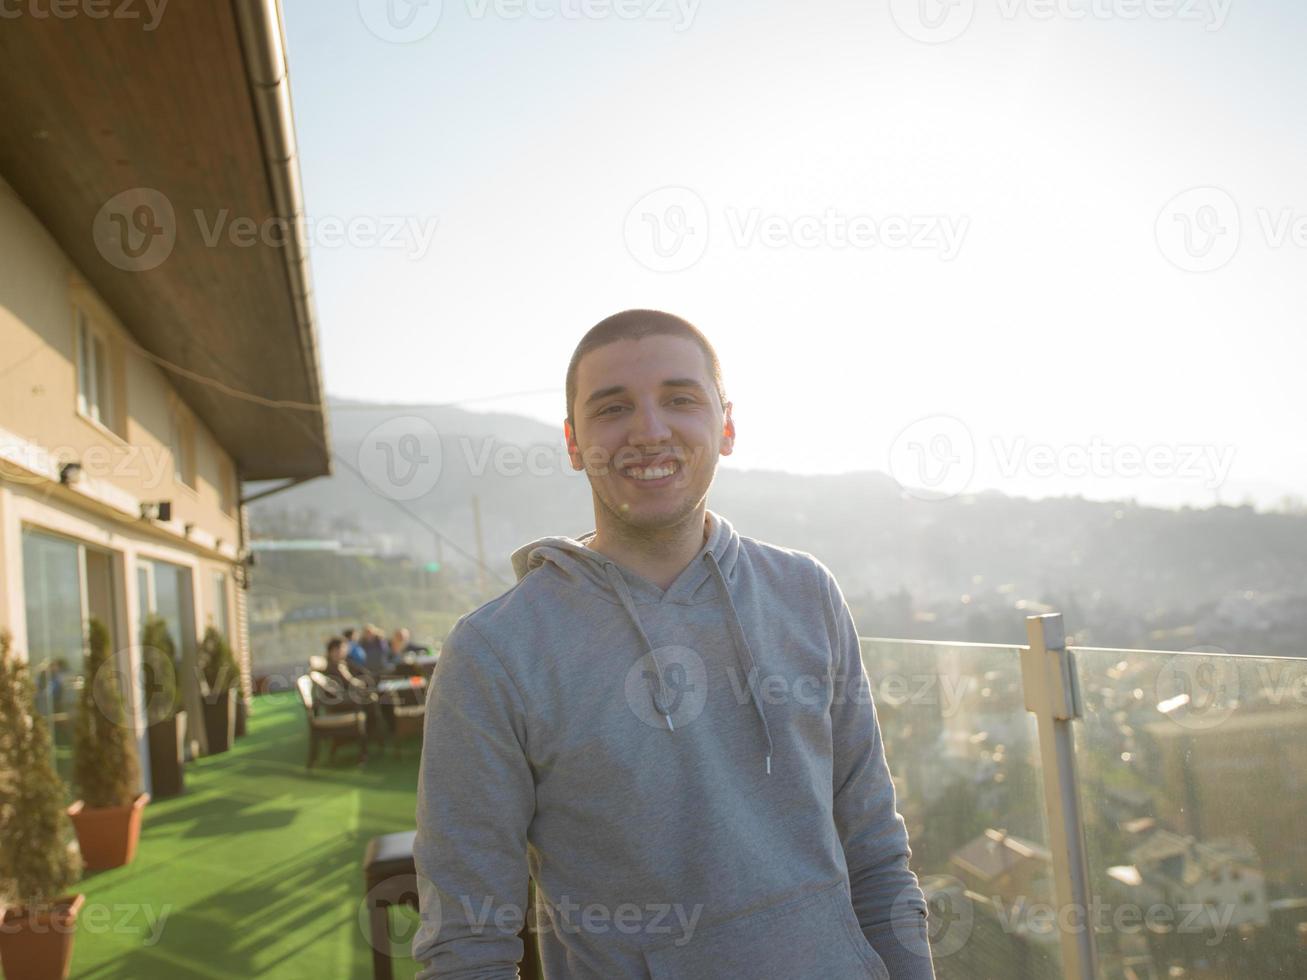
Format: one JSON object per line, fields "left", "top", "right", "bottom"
{"left": 720, "top": 401, "right": 735, "bottom": 457}
{"left": 564, "top": 418, "right": 585, "bottom": 470}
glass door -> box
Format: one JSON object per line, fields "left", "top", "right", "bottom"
{"left": 138, "top": 558, "right": 201, "bottom": 756}
{"left": 21, "top": 528, "right": 122, "bottom": 786}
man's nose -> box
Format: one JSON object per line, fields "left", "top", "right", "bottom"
{"left": 627, "top": 401, "right": 673, "bottom": 447}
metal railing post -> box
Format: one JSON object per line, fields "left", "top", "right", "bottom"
{"left": 1021, "top": 613, "right": 1098, "bottom": 980}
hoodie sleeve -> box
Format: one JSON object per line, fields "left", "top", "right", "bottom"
{"left": 412, "top": 619, "right": 535, "bottom": 980}
{"left": 819, "top": 562, "right": 936, "bottom": 980}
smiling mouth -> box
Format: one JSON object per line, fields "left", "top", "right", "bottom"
{"left": 621, "top": 459, "right": 682, "bottom": 482}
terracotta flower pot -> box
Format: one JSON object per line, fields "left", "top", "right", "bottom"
{"left": 67, "top": 792, "right": 149, "bottom": 871}
{"left": 0, "top": 893, "right": 84, "bottom": 980}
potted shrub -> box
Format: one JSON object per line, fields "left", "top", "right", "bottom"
{"left": 67, "top": 618, "right": 149, "bottom": 871}
{"left": 198, "top": 626, "right": 239, "bottom": 755}
{"left": 141, "top": 616, "right": 185, "bottom": 798}
{"left": 0, "top": 630, "right": 84, "bottom": 980}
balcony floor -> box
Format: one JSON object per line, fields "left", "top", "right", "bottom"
{"left": 72, "top": 692, "right": 422, "bottom": 979}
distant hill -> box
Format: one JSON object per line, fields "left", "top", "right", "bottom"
{"left": 248, "top": 399, "right": 1307, "bottom": 655}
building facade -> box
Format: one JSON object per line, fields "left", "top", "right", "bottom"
{"left": 0, "top": 0, "right": 330, "bottom": 792}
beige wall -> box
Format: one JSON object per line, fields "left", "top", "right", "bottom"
{"left": 0, "top": 175, "right": 251, "bottom": 738}
{"left": 0, "top": 176, "right": 239, "bottom": 551}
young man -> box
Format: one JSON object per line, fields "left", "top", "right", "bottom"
{"left": 413, "top": 311, "right": 934, "bottom": 978}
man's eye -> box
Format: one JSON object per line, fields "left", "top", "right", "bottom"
{"left": 669, "top": 396, "right": 695, "bottom": 406}
{"left": 598, "top": 404, "right": 625, "bottom": 415}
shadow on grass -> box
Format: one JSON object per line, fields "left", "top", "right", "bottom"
{"left": 78, "top": 836, "right": 364, "bottom": 978}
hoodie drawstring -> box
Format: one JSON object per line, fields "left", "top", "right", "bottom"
{"left": 704, "top": 552, "right": 775, "bottom": 776}
{"left": 604, "top": 564, "right": 677, "bottom": 732}
{"left": 600, "top": 555, "right": 775, "bottom": 775}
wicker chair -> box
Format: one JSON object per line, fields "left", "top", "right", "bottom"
{"left": 296, "top": 673, "right": 368, "bottom": 768}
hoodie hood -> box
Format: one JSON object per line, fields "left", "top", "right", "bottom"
{"left": 508, "top": 511, "right": 773, "bottom": 773}
{"left": 510, "top": 509, "right": 739, "bottom": 600}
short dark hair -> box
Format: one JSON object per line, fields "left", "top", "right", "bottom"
{"left": 565, "top": 310, "right": 725, "bottom": 426}
{"left": 341, "top": 628, "right": 355, "bottom": 640}
{"left": 326, "top": 636, "right": 345, "bottom": 655}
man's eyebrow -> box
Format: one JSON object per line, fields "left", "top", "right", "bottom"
{"left": 583, "top": 379, "right": 709, "bottom": 406}
{"left": 584, "top": 385, "right": 627, "bottom": 407}
{"left": 662, "top": 378, "right": 708, "bottom": 393}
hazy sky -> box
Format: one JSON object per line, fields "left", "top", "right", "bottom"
{"left": 281, "top": 0, "right": 1306, "bottom": 510}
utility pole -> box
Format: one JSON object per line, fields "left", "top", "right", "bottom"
{"left": 472, "top": 495, "right": 487, "bottom": 598}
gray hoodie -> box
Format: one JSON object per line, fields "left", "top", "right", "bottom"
{"left": 412, "top": 510, "right": 934, "bottom": 979}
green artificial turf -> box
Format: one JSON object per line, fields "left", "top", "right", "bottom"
{"left": 66, "top": 692, "right": 424, "bottom": 979}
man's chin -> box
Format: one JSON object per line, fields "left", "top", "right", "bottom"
{"left": 596, "top": 488, "right": 704, "bottom": 532}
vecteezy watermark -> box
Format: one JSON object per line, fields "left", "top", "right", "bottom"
{"left": 359, "top": 873, "right": 425, "bottom": 955}
{"left": 888, "top": 416, "right": 977, "bottom": 501}
{"left": 357, "top": 416, "right": 444, "bottom": 501}
{"left": 357, "top": 0, "right": 444, "bottom": 42}
{"left": 888, "top": 0, "right": 977, "bottom": 44}
{"left": 889, "top": 0, "right": 1232, "bottom": 44}
{"left": 88, "top": 645, "right": 182, "bottom": 731}
{"left": 93, "top": 188, "right": 177, "bottom": 273}
{"left": 624, "top": 646, "right": 708, "bottom": 730}
{"left": 991, "top": 436, "right": 1236, "bottom": 491}
{"left": 1158, "top": 186, "right": 1307, "bottom": 272}
{"left": 0, "top": 441, "right": 173, "bottom": 489}
{"left": 624, "top": 187, "right": 969, "bottom": 272}
{"left": 994, "top": 895, "right": 1240, "bottom": 945}
{"left": 192, "top": 211, "right": 439, "bottom": 260}
{"left": 723, "top": 667, "right": 974, "bottom": 717}
{"left": 1155, "top": 186, "right": 1241, "bottom": 273}
{"left": 0, "top": 901, "right": 172, "bottom": 944}
{"left": 352, "top": 415, "right": 717, "bottom": 501}
{"left": 0, "top": 0, "right": 169, "bottom": 31}
{"left": 92, "top": 188, "right": 440, "bottom": 272}
{"left": 531, "top": 895, "right": 703, "bottom": 944}
{"left": 888, "top": 415, "right": 1237, "bottom": 501}
{"left": 358, "top": 0, "right": 699, "bottom": 42}
{"left": 1155, "top": 646, "right": 1240, "bottom": 731}
{"left": 900, "top": 877, "right": 973, "bottom": 957}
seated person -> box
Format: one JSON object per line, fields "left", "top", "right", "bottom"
{"left": 342, "top": 627, "right": 367, "bottom": 670}
{"left": 360, "top": 624, "right": 393, "bottom": 676}
{"left": 319, "top": 637, "right": 384, "bottom": 742}
{"left": 389, "top": 627, "right": 430, "bottom": 659}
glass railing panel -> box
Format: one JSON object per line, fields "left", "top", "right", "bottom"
{"left": 1072, "top": 646, "right": 1307, "bottom": 979}
{"left": 862, "top": 638, "right": 1063, "bottom": 979}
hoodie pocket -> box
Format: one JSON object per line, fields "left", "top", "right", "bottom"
{"left": 641, "top": 880, "right": 889, "bottom": 980}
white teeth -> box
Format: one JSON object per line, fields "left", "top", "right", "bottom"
{"left": 624, "top": 463, "right": 678, "bottom": 481}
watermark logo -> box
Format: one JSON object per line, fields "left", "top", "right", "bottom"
{"left": 0, "top": 0, "right": 170, "bottom": 31}
{"left": 623, "top": 187, "right": 710, "bottom": 273}
{"left": 889, "top": 419, "right": 1235, "bottom": 501}
{"left": 624, "top": 646, "right": 707, "bottom": 729}
{"left": 889, "top": 0, "right": 1232, "bottom": 43}
{"left": 93, "top": 188, "right": 176, "bottom": 273}
{"left": 359, "top": 872, "right": 426, "bottom": 955}
{"left": 624, "top": 189, "right": 968, "bottom": 272}
{"left": 889, "top": 0, "right": 976, "bottom": 44}
{"left": 1155, "top": 646, "right": 1240, "bottom": 730}
{"left": 1155, "top": 186, "right": 1240, "bottom": 273}
{"left": 903, "top": 877, "right": 974, "bottom": 957}
{"left": 889, "top": 415, "right": 976, "bottom": 500}
{"left": 358, "top": 416, "right": 444, "bottom": 501}
{"left": 93, "top": 189, "right": 439, "bottom": 272}
{"left": 358, "top": 0, "right": 444, "bottom": 42}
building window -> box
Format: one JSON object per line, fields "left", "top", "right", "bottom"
{"left": 22, "top": 527, "right": 121, "bottom": 785}
{"left": 76, "top": 309, "right": 119, "bottom": 432}
{"left": 211, "top": 571, "right": 229, "bottom": 638}
{"left": 171, "top": 409, "right": 196, "bottom": 489}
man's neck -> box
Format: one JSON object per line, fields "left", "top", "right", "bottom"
{"left": 587, "top": 505, "right": 710, "bottom": 592}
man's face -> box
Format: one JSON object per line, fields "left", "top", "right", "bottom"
{"left": 565, "top": 334, "right": 734, "bottom": 533}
